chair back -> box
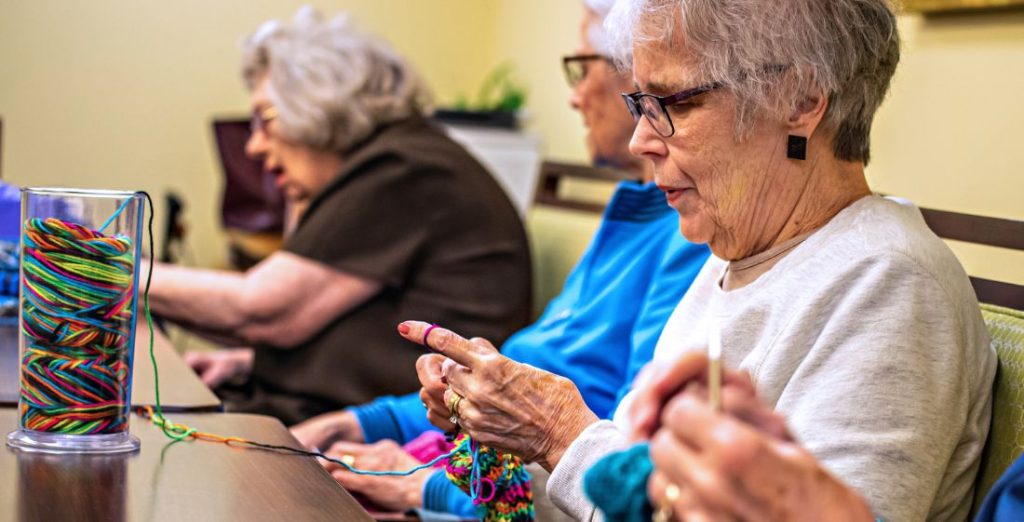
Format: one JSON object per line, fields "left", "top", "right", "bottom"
{"left": 917, "top": 205, "right": 1024, "bottom": 512}
{"left": 919, "top": 206, "right": 1024, "bottom": 309}
{"left": 527, "top": 161, "right": 629, "bottom": 314}
{"left": 973, "top": 304, "right": 1024, "bottom": 510}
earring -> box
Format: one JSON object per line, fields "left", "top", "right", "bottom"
{"left": 787, "top": 135, "right": 807, "bottom": 161}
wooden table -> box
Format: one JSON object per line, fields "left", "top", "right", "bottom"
{"left": 0, "top": 409, "right": 373, "bottom": 521}
{"left": 0, "top": 324, "right": 221, "bottom": 411}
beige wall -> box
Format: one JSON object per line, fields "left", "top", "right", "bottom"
{"left": 869, "top": 12, "right": 1024, "bottom": 284}
{"left": 0, "top": 0, "right": 497, "bottom": 268}
{"left": 1, "top": 2, "right": 1021, "bottom": 285}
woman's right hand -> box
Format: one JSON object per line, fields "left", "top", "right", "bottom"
{"left": 290, "top": 410, "right": 364, "bottom": 450}
{"left": 182, "top": 348, "right": 254, "bottom": 389}
{"left": 647, "top": 385, "right": 874, "bottom": 522}
{"left": 402, "top": 321, "right": 598, "bottom": 471}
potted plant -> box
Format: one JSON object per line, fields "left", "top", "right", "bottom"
{"left": 434, "top": 62, "right": 527, "bottom": 130}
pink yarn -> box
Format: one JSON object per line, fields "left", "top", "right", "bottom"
{"left": 403, "top": 431, "right": 453, "bottom": 467}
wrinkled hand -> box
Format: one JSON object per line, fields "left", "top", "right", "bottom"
{"left": 322, "top": 440, "right": 430, "bottom": 512}
{"left": 645, "top": 359, "right": 873, "bottom": 522}
{"left": 401, "top": 321, "right": 598, "bottom": 471}
{"left": 415, "top": 352, "right": 452, "bottom": 431}
{"left": 290, "top": 410, "right": 363, "bottom": 451}
{"left": 183, "top": 348, "right": 254, "bottom": 389}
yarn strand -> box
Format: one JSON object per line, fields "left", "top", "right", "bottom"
{"left": 130, "top": 193, "right": 534, "bottom": 520}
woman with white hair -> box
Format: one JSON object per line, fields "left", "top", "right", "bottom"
{"left": 409, "top": 0, "right": 995, "bottom": 520}
{"left": 149, "top": 8, "right": 532, "bottom": 426}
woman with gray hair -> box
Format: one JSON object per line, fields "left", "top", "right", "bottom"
{"left": 149, "top": 8, "right": 531, "bottom": 426}
{"left": 408, "top": 0, "right": 995, "bottom": 520}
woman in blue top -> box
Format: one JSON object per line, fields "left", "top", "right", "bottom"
{"left": 288, "top": 0, "right": 709, "bottom": 515}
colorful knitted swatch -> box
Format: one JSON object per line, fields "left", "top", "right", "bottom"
{"left": 444, "top": 432, "right": 534, "bottom": 522}
{"left": 19, "top": 217, "right": 136, "bottom": 435}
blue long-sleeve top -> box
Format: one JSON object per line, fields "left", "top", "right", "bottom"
{"left": 976, "top": 454, "right": 1024, "bottom": 522}
{"left": 350, "top": 180, "right": 710, "bottom": 517}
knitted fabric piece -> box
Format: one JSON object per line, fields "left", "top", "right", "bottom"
{"left": 444, "top": 433, "right": 534, "bottom": 521}
{"left": 404, "top": 430, "right": 453, "bottom": 468}
{"left": 583, "top": 442, "right": 654, "bottom": 522}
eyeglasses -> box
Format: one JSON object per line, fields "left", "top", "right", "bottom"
{"left": 250, "top": 106, "right": 278, "bottom": 134}
{"left": 562, "top": 54, "right": 611, "bottom": 87}
{"left": 621, "top": 82, "right": 722, "bottom": 138}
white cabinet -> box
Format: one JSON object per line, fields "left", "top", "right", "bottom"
{"left": 442, "top": 124, "right": 542, "bottom": 217}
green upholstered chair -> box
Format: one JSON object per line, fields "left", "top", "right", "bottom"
{"left": 918, "top": 205, "right": 1024, "bottom": 513}
{"left": 972, "top": 304, "right": 1024, "bottom": 510}
{"left": 527, "top": 161, "right": 627, "bottom": 316}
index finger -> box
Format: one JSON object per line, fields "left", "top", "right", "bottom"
{"left": 398, "top": 321, "right": 490, "bottom": 368}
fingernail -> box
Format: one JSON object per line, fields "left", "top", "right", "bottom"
{"left": 397, "top": 323, "right": 410, "bottom": 335}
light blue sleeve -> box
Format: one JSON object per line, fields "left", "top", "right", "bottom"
{"left": 422, "top": 469, "right": 478, "bottom": 518}
{"left": 614, "top": 235, "right": 709, "bottom": 411}
{"left": 351, "top": 392, "right": 439, "bottom": 445}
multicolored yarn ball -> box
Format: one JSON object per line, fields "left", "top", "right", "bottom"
{"left": 19, "top": 217, "right": 137, "bottom": 435}
{"left": 444, "top": 432, "right": 535, "bottom": 522}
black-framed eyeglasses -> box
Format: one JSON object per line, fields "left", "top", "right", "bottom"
{"left": 250, "top": 106, "right": 278, "bottom": 134}
{"left": 621, "top": 82, "right": 722, "bottom": 138}
{"left": 562, "top": 54, "right": 611, "bottom": 87}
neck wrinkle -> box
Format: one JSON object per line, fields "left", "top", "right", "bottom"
{"left": 726, "top": 157, "right": 870, "bottom": 263}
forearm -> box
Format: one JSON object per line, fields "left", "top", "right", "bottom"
{"left": 352, "top": 393, "right": 437, "bottom": 445}
{"left": 169, "top": 318, "right": 251, "bottom": 347}
{"left": 150, "top": 263, "right": 252, "bottom": 335}
{"left": 421, "top": 470, "right": 477, "bottom": 518}
{"left": 150, "top": 257, "right": 366, "bottom": 348}
{"left": 547, "top": 420, "right": 629, "bottom": 521}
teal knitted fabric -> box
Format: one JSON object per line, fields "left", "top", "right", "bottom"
{"left": 583, "top": 443, "right": 654, "bottom": 522}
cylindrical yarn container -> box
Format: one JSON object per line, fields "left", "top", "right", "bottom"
{"left": 6, "top": 188, "right": 144, "bottom": 454}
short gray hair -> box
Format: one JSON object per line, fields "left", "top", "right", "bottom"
{"left": 606, "top": 0, "right": 901, "bottom": 164}
{"left": 241, "top": 7, "right": 432, "bottom": 153}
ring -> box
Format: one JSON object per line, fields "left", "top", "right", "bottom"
{"left": 340, "top": 454, "right": 356, "bottom": 468}
{"left": 652, "top": 482, "right": 680, "bottom": 522}
{"left": 423, "top": 323, "right": 439, "bottom": 350}
{"left": 448, "top": 393, "right": 463, "bottom": 425}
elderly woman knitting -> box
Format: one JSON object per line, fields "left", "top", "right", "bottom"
{"left": 292, "top": 0, "right": 709, "bottom": 516}
{"left": 406, "top": 0, "right": 995, "bottom": 520}
{"left": 149, "top": 8, "right": 531, "bottom": 425}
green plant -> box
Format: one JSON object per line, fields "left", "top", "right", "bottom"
{"left": 453, "top": 62, "right": 527, "bottom": 112}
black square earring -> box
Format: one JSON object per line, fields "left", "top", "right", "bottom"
{"left": 787, "top": 135, "right": 807, "bottom": 161}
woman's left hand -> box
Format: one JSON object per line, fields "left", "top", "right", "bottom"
{"left": 647, "top": 384, "right": 874, "bottom": 522}
{"left": 321, "top": 440, "right": 431, "bottom": 512}
{"left": 400, "top": 321, "right": 599, "bottom": 471}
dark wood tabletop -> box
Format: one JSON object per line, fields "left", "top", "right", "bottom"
{"left": 0, "top": 408, "right": 374, "bottom": 522}
{"left": 0, "top": 324, "right": 221, "bottom": 411}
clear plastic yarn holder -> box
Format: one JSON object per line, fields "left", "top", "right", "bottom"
{"left": 6, "top": 188, "right": 144, "bottom": 454}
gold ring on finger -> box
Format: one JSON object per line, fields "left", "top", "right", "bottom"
{"left": 448, "top": 395, "right": 464, "bottom": 424}
{"left": 652, "top": 482, "right": 680, "bottom": 522}
{"left": 340, "top": 454, "right": 356, "bottom": 468}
